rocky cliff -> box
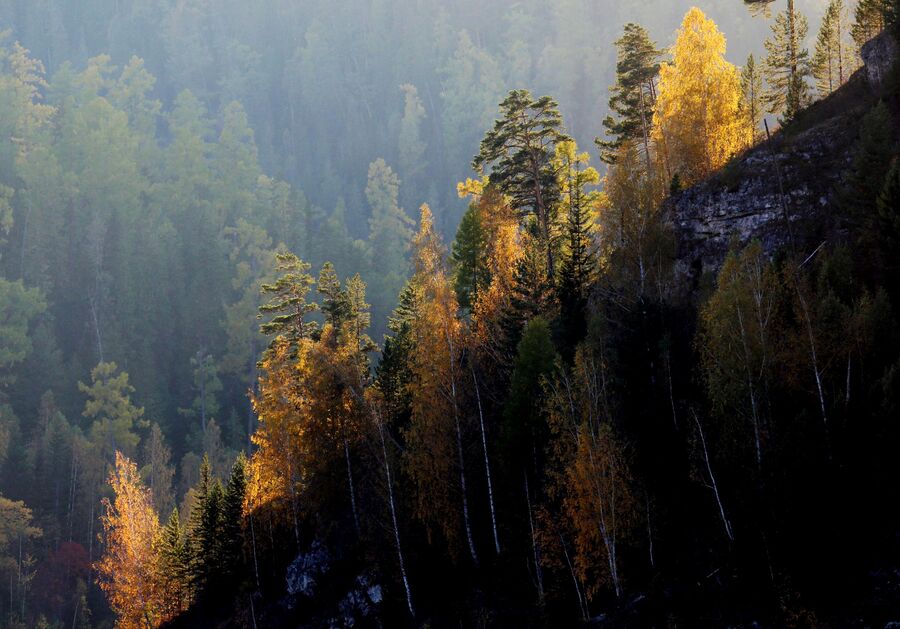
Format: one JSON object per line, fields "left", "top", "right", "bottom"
{"left": 669, "top": 30, "right": 897, "bottom": 290}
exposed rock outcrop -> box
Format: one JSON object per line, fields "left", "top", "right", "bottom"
{"left": 668, "top": 31, "right": 894, "bottom": 290}
{"left": 862, "top": 30, "right": 899, "bottom": 89}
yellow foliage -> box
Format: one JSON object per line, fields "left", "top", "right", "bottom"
{"left": 652, "top": 7, "right": 749, "bottom": 185}
{"left": 96, "top": 452, "right": 176, "bottom": 629}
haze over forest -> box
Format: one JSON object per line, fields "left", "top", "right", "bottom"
{"left": 1, "top": 0, "right": 899, "bottom": 627}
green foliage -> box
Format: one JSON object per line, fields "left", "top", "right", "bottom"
{"left": 78, "top": 362, "right": 146, "bottom": 462}
{"left": 598, "top": 23, "right": 661, "bottom": 166}
{"left": 741, "top": 54, "right": 765, "bottom": 141}
{"left": 258, "top": 252, "right": 318, "bottom": 349}
{"left": 474, "top": 89, "right": 570, "bottom": 275}
{"left": 451, "top": 203, "right": 488, "bottom": 312}
{"left": 812, "top": 0, "right": 849, "bottom": 96}
{"left": 852, "top": 0, "right": 893, "bottom": 47}
{"left": 503, "top": 316, "right": 557, "bottom": 471}
{"left": 0, "top": 279, "right": 45, "bottom": 385}
{"left": 764, "top": 0, "right": 812, "bottom": 122}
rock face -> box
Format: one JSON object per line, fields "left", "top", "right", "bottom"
{"left": 861, "top": 30, "right": 899, "bottom": 89}
{"left": 667, "top": 34, "right": 891, "bottom": 288}
{"left": 668, "top": 111, "right": 851, "bottom": 288}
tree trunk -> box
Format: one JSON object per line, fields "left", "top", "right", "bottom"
{"left": 472, "top": 368, "right": 500, "bottom": 555}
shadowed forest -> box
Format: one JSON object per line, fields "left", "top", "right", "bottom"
{"left": 0, "top": 0, "right": 899, "bottom": 627}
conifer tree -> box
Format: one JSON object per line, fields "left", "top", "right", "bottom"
{"left": 740, "top": 54, "right": 765, "bottom": 143}
{"left": 79, "top": 362, "right": 146, "bottom": 463}
{"left": 764, "top": 0, "right": 811, "bottom": 121}
{"left": 851, "top": 0, "right": 892, "bottom": 48}
{"left": 159, "top": 508, "right": 190, "bottom": 612}
{"left": 317, "top": 262, "right": 351, "bottom": 329}
{"left": 258, "top": 251, "right": 318, "bottom": 352}
{"left": 218, "top": 453, "right": 247, "bottom": 589}
{"left": 813, "top": 0, "right": 849, "bottom": 96}
{"left": 451, "top": 203, "right": 489, "bottom": 312}
{"left": 598, "top": 23, "right": 661, "bottom": 170}
{"left": 474, "top": 89, "right": 569, "bottom": 278}
{"left": 554, "top": 140, "right": 600, "bottom": 359}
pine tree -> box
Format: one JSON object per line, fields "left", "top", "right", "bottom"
{"left": 554, "top": 140, "right": 600, "bottom": 359}
{"left": 258, "top": 251, "right": 318, "bottom": 352}
{"left": 842, "top": 102, "right": 894, "bottom": 228}
{"left": 79, "top": 362, "right": 146, "bottom": 463}
{"left": 473, "top": 89, "right": 570, "bottom": 278}
{"left": 218, "top": 453, "right": 247, "bottom": 590}
{"left": 740, "top": 54, "right": 765, "bottom": 143}
{"left": 159, "top": 507, "right": 190, "bottom": 612}
{"left": 451, "top": 203, "right": 488, "bottom": 312}
{"left": 186, "top": 455, "right": 212, "bottom": 595}
{"left": 852, "top": 0, "right": 892, "bottom": 48}
{"left": 813, "top": 0, "right": 849, "bottom": 96}
{"left": 317, "top": 262, "right": 351, "bottom": 329}
{"left": 764, "top": 0, "right": 811, "bottom": 121}
{"left": 598, "top": 23, "right": 661, "bottom": 170}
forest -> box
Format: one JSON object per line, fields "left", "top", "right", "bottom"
{"left": 0, "top": 0, "right": 899, "bottom": 626}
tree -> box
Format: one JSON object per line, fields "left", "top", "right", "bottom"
{"left": 451, "top": 203, "right": 488, "bottom": 312}
{"left": 813, "top": 0, "right": 849, "bottom": 96}
{"left": 158, "top": 507, "right": 190, "bottom": 614}
{"left": 740, "top": 54, "right": 765, "bottom": 143}
{"left": 96, "top": 452, "right": 173, "bottom": 628}
{"left": 545, "top": 347, "right": 635, "bottom": 600}
{"left": 397, "top": 83, "right": 427, "bottom": 187}
{"left": 258, "top": 251, "right": 318, "bottom": 352}
{"left": 852, "top": 0, "right": 892, "bottom": 48}
{"left": 0, "top": 493, "right": 42, "bottom": 624}
{"left": 217, "top": 453, "right": 247, "bottom": 590}
{"left": 404, "top": 205, "right": 478, "bottom": 562}
{"left": 473, "top": 89, "right": 570, "bottom": 278}
{"left": 317, "top": 262, "right": 352, "bottom": 329}
{"left": 179, "top": 351, "right": 222, "bottom": 438}
{"left": 554, "top": 140, "right": 600, "bottom": 358}
{"left": 79, "top": 362, "right": 146, "bottom": 464}
{"left": 598, "top": 23, "right": 661, "bottom": 170}
{"left": 764, "top": 0, "right": 811, "bottom": 121}
{"left": 698, "top": 241, "right": 783, "bottom": 471}
{"left": 652, "top": 8, "right": 748, "bottom": 186}
{"left": 365, "top": 158, "right": 413, "bottom": 313}
{"left": 0, "top": 279, "right": 45, "bottom": 386}
{"left": 503, "top": 316, "right": 557, "bottom": 478}
{"left": 141, "top": 423, "right": 175, "bottom": 519}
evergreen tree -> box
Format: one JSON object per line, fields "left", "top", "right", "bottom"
{"left": 598, "top": 23, "right": 661, "bottom": 170}
{"left": 258, "top": 251, "right": 318, "bottom": 352}
{"left": 740, "top": 54, "right": 765, "bottom": 143}
{"left": 79, "top": 362, "right": 146, "bottom": 463}
{"left": 842, "top": 102, "right": 894, "bottom": 229}
{"left": 451, "top": 203, "right": 488, "bottom": 312}
{"left": 764, "top": 0, "right": 811, "bottom": 121}
{"left": 851, "top": 0, "right": 892, "bottom": 48}
{"left": 159, "top": 507, "right": 190, "bottom": 611}
{"left": 473, "top": 89, "right": 570, "bottom": 278}
{"left": 186, "top": 455, "right": 212, "bottom": 595}
{"left": 503, "top": 316, "right": 557, "bottom": 478}
{"left": 218, "top": 453, "right": 247, "bottom": 589}
{"left": 554, "top": 140, "right": 600, "bottom": 359}
{"left": 317, "top": 262, "right": 351, "bottom": 329}
{"left": 813, "top": 0, "right": 849, "bottom": 96}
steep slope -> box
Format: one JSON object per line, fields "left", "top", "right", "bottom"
{"left": 669, "top": 31, "right": 897, "bottom": 290}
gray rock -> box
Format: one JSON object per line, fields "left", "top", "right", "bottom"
{"left": 285, "top": 540, "right": 331, "bottom": 598}
{"left": 861, "top": 31, "right": 899, "bottom": 89}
